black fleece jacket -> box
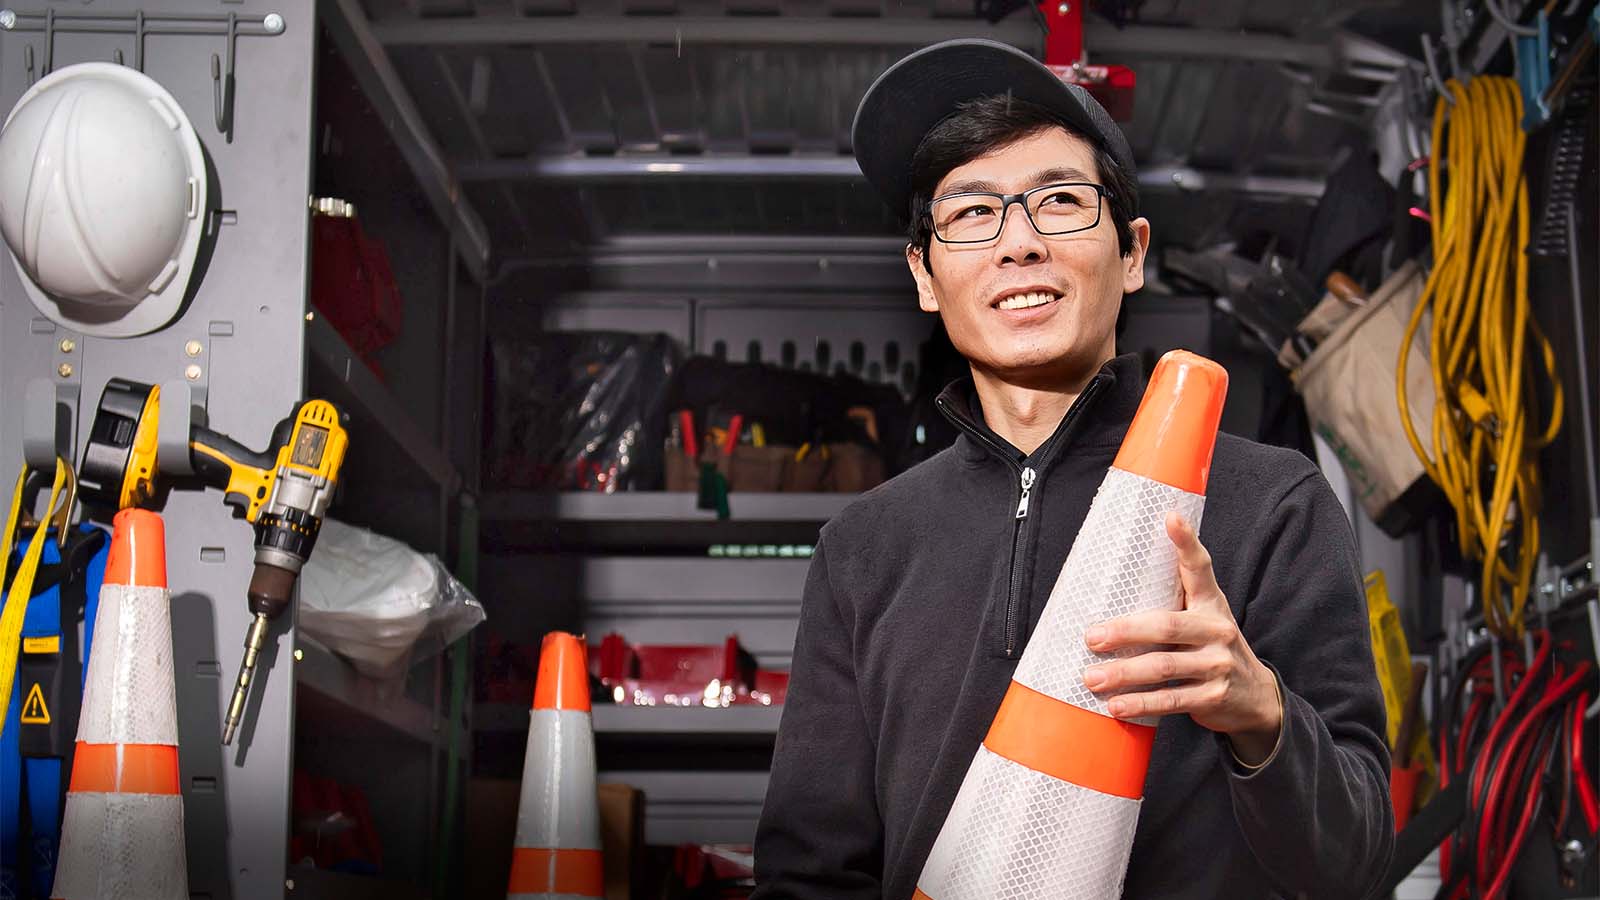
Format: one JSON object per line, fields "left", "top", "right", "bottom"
{"left": 752, "top": 353, "right": 1394, "bottom": 900}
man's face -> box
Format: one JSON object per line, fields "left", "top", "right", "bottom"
{"left": 907, "top": 127, "right": 1150, "bottom": 386}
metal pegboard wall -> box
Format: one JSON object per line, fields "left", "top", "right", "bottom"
{"left": 0, "top": 0, "right": 315, "bottom": 895}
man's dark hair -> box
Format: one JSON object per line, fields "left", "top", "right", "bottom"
{"left": 906, "top": 95, "right": 1139, "bottom": 274}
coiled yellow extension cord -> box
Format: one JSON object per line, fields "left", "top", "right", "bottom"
{"left": 1398, "top": 76, "right": 1565, "bottom": 639}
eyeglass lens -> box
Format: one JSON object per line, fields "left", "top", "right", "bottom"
{"left": 931, "top": 183, "right": 1102, "bottom": 243}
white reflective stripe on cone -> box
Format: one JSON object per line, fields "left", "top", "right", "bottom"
{"left": 514, "top": 708, "right": 602, "bottom": 852}
{"left": 917, "top": 745, "right": 1141, "bottom": 900}
{"left": 77, "top": 584, "right": 179, "bottom": 746}
{"left": 1012, "top": 468, "right": 1206, "bottom": 723}
{"left": 52, "top": 792, "right": 188, "bottom": 900}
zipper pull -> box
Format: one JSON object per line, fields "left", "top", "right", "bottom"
{"left": 1015, "top": 466, "right": 1035, "bottom": 519}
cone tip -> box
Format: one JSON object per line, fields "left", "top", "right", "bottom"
{"left": 1112, "top": 350, "right": 1228, "bottom": 494}
{"left": 533, "top": 631, "right": 591, "bottom": 712}
{"left": 105, "top": 508, "right": 167, "bottom": 588}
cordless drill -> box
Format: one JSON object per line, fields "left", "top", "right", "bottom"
{"left": 80, "top": 379, "right": 350, "bottom": 744}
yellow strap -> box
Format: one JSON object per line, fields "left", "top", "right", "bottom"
{"left": 0, "top": 459, "right": 66, "bottom": 730}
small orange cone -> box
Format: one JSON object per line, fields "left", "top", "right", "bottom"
{"left": 52, "top": 509, "right": 188, "bottom": 900}
{"left": 916, "top": 350, "right": 1228, "bottom": 900}
{"left": 507, "top": 632, "right": 603, "bottom": 899}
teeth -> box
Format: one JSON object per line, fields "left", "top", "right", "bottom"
{"left": 997, "top": 291, "right": 1059, "bottom": 310}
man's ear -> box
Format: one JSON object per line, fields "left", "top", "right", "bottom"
{"left": 906, "top": 244, "right": 940, "bottom": 313}
{"left": 1123, "top": 217, "right": 1151, "bottom": 294}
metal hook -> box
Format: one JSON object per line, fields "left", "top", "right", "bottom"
{"left": 40, "top": 7, "right": 52, "bottom": 77}
{"left": 23, "top": 44, "right": 34, "bottom": 86}
{"left": 134, "top": 10, "right": 145, "bottom": 72}
{"left": 113, "top": 48, "right": 123, "bottom": 66}
{"left": 1421, "top": 34, "right": 1455, "bottom": 105}
{"left": 211, "top": 12, "right": 237, "bottom": 142}
{"left": 16, "top": 459, "right": 77, "bottom": 535}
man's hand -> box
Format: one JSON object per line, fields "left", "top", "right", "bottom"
{"left": 1080, "top": 511, "right": 1283, "bottom": 765}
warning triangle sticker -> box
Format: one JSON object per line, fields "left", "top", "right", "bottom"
{"left": 20, "top": 683, "right": 50, "bottom": 725}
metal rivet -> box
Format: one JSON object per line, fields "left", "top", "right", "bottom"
{"left": 58, "top": 338, "right": 75, "bottom": 353}
{"left": 185, "top": 364, "right": 202, "bottom": 381}
{"left": 285, "top": 877, "right": 296, "bottom": 890}
{"left": 1057, "top": 2, "right": 1069, "bottom": 13}
{"left": 293, "top": 649, "right": 303, "bottom": 661}
{"left": 263, "top": 12, "right": 285, "bottom": 33}
{"left": 305, "top": 311, "right": 315, "bottom": 322}
{"left": 185, "top": 340, "right": 203, "bottom": 357}
{"left": 0, "top": 10, "right": 16, "bottom": 30}
{"left": 57, "top": 362, "right": 72, "bottom": 378}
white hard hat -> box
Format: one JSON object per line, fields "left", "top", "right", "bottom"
{"left": 0, "top": 62, "right": 208, "bottom": 338}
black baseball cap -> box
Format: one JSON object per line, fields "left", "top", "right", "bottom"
{"left": 851, "top": 38, "right": 1138, "bottom": 225}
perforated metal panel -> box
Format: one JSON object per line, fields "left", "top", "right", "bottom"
{"left": 0, "top": 1, "right": 316, "bottom": 895}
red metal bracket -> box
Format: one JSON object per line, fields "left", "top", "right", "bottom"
{"left": 1039, "top": 0, "right": 1138, "bottom": 121}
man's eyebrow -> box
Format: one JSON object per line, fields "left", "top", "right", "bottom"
{"left": 1030, "top": 166, "right": 1094, "bottom": 186}
{"left": 936, "top": 167, "right": 1097, "bottom": 197}
{"left": 938, "top": 177, "right": 1001, "bottom": 196}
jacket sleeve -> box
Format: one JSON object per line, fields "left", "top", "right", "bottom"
{"left": 1220, "top": 469, "right": 1395, "bottom": 899}
{"left": 752, "top": 536, "right": 885, "bottom": 899}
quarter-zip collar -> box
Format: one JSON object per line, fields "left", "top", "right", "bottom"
{"left": 935, "top": 352, "right": 1147, "bottom": 471}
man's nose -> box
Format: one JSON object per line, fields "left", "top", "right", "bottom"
{"left": 994, "top": 201, "right": 1048, "bottom": 265}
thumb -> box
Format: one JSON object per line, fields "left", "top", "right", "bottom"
{"left": 1166, "top": 511, "right": 1223, "bottom": 609}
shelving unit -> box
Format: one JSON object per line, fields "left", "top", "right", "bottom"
{"left": 307, "top": 314, "right": 462, "bottom": 495}
{"left": 476, "top": 702, "right": 783, "bottom": 739}
{"left": 605, "top": 771, "right": 772, "bottom": 846}
{"left": 295, "top": 638, "right": 438, "bottom": 746}
{"left": 480, "top": 491, "right": 848, "bottom": 551}
{"left": 482, "top": 491, "right": 852, "bottom": 522}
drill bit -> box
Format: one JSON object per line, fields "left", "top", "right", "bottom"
{"left": 222, "top": 612, "right": 270, "bottom": 745}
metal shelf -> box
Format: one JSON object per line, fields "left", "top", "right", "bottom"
{"left": 600, "top": 770, "right": 770, "bottom": 846}
{"left": 480, "top": 492, "right": 847, "bottom": 551}
{"left": 481, "top": 491, "right": 853, "bottom": 522}
{"left": 287, "top": 864, "right": 430, "bottom": 900}
{"left": 476, "top": 701, "right": 782, "bottom": 737}
{"left": 294, "top": 637, "right": 436, "bottom": 745}
{"left": 306, "top": 314, "right": 461, "bottom": 494}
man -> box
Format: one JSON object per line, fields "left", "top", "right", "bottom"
{"left": 751, "top": 39, "right": 1393, "bottom": 899}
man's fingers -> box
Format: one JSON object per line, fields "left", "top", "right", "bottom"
{"left": 1084, "top": 609, "right": 1233, "bottom": 651}
{"left": 1083, "top": 647, "right": 1231, "bottom": 692}
{"left": 1104, "top": 680, "right": 1229, "bottom": 720}
{"left": 1166, "top": 511, "right": 1223, "bottom": 608}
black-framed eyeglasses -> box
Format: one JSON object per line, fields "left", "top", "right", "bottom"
{"left": 928, "top": 182, "right": 1111, "bottom": 244}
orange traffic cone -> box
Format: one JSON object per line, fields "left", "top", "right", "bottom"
{"left": 52, "top": 509, "right": 188, "bottom": 900}
{"left": 916, "top": 350, "right": 1228, "bottom": 900}
{"left": 507, "top": 632, "right": 603, "bottom": 899}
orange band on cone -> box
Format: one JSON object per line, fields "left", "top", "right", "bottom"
{"left": 67, "top": 742, "right": 181, "bottom": 795}
{"left": 983, "top": 681, "right": 1155, "bottom": 800}
{"left": 1111, "top": 350, "right": 1228, "bottom": 496}
{"left": 507, "top": 847, "right": 604, "bottom": 896}
{"left": 914, "top": 890, "right": 935, "bottom": 900}
{"left": 532, "top": 631, "right": 591, "bottom": 712}
{"left": 104, "top": 508, "right": 167, "bottom": 588}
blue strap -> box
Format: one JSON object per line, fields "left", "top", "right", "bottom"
{"left": 1, "top": 670, "right": 19, "bottom": 897}
{"left": 3, "top": 531, "right": 82, "bottom": 898}
{"left": 24, "top": 757, "right": 60, "bottom": 894}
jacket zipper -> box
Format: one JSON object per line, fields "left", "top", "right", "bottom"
{"left": 1004, "top": 466, "right": 1036, "bottom": 656}
{"left": 936, "top": 377, "right": 1108, "bottom": 658}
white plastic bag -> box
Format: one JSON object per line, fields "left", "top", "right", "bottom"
{"left": 299, "top": 518, "right": 485, "bottom": 679}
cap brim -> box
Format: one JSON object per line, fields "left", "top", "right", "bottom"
{"left": 851, "top": 39, "right": 1135, "bottom": 225}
